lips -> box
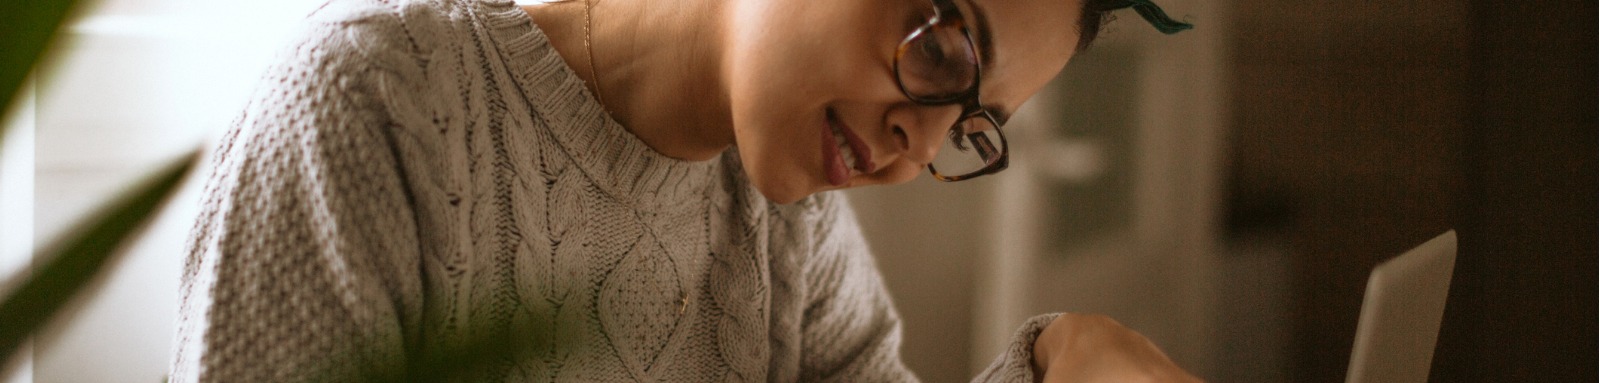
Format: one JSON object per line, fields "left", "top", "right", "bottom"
{"left": 819, "top": 108, "right": 874, "bottom": 186}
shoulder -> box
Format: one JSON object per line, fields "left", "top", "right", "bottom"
{"left": 254, "top": 0, "right": 500, "bottom": 135}
{"left": 288, "top": 0, "right": 477, "bottom": 72}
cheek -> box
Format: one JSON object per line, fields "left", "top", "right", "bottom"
{"left": 724, "top": 0, "right": 899, "bottom": 115}
{"left": 719, "top": 38, "right": 823, "bottom": 197}
{"left": 722, "top": 2, "right": 906, "bottom": 201}
{"left": 728, "top": 99, "right": 819, "bottom": 204}
{"left": 724, "top": 53, "right": 843, "bottom": 203}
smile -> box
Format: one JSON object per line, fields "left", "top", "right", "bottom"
{"left": 820, "top": 108, "right": 874, "bottom": 186}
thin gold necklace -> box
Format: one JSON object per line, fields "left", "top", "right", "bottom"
{"left": 582, "top": 0, "right": 607, "bottom": 109}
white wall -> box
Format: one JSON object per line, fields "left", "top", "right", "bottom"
{"left": 2, "top": 77, "right": 39, "bottom": 383}
{"left": 18, "top": 1, "right": 323, "bottom": 381}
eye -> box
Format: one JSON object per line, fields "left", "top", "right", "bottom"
{"left": 917, "top": 36, "right": 949, "bottom": 67}
{"left": 897, "top": 23, "right": 979, "bottom": 99}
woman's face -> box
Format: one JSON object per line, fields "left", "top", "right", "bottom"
{"left": 723, "top": 0, "right": 1083, "bottom": 203}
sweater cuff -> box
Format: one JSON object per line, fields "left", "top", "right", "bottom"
{"left": 972, "top": 313, "right": 1063, "bottom": 383}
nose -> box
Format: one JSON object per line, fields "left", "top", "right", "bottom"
{"left": 884, "top": 102, "right": 964, "bottom": 166}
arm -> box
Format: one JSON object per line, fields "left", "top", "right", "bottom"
{"left": 786, "top": 192, "right": 1043, "bottom": 383}
{"left": 1028, "top": 314, "right": 1204, "bottom": 383}
{"left": 790, "top": 194, "right": 1199, "bottom": 383}
{"left": 789, "top": 193, "right": 918, "bottom": 382}
{"left": 169, "top": 7, "right": 425, "bottom": 382}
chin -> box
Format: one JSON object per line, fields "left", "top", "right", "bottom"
{"left": 749, "top": 176, "right": 811, "bottom": 205}
{"left": 744, "top": 163, "right": 819, "bottom": 204}
{"left": 736, "top": 144, "right": 817, "bottom": 205}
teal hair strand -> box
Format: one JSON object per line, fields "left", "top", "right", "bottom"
{"left": 1102, "top": 0, "right": 1193, "bottom": 34}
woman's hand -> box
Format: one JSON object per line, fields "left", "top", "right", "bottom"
{"left": 1030, "top": 314, "right": 1204, "bottom": 383}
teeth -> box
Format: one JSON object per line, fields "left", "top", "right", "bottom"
{"left": 833, "top": 127, "right": 859, "bottom": 174}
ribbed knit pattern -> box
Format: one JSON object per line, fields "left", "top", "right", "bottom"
{"left": 169, "top": 0, "right": 1054, "bottom": 381}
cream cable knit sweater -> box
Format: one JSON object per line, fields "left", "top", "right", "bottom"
{"left": 169, "top": 0, "right": 1056, "bottom": 381}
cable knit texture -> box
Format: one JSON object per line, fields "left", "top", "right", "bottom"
{"left": 169, "top": 0, "right": 1055, "bottom": 381}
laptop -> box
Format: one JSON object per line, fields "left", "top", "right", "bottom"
{"left": 1344, "top": 230, "right": 1458, "bottom": 383}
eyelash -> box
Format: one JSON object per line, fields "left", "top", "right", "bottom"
{"left": 948, "top": 126, "right": 969, "bottom": 151}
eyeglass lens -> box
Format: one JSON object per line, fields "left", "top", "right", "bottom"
{"left": 897, "top": 22, "right": 979, "bottom": 102}
{"left": 930, "top": 114, "right": 1002, "bottom": 177}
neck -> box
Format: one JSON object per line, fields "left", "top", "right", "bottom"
{"left": 524, "top": 0, "right": 735, "bottom": 162}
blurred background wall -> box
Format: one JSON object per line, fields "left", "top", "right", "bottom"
{"left": 1226, "top": 1, "right": 1472, "bottom": 380}
{"left": 1222, "top": 1, "right": 1595, "bottom": 381}
{"left": 0, "top": 0, "right": 1592, "bottom": 382}
{"left": 859, "top": 0, "right": 1595, "bottom": 381}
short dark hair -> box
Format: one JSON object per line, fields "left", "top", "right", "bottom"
{"left": 1076, "top": 0, "right": 1192, "bottom": 52}
{"left": 1075, "top": 0, "right": 1119, "bottom": 52}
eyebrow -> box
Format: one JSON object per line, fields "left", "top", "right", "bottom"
{"left": 954, "top": 0, "right": 1010, "bottom": 124}
{"left": 958, "top": 0, "right": 997, "bottom": 69}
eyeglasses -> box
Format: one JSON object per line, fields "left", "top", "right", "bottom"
{"left": 894, "top": 0, "right": 1009, "bottom": 182}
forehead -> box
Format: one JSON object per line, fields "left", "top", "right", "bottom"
{"left": 957, "top": 0, "right": 1083, "bottom": 108}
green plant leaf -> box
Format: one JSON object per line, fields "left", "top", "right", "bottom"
{"left": 1, "top": 0, "right": 85, "bottom": 123}
{"left": 0, "top": 150, "right": 199, "bottom": 369}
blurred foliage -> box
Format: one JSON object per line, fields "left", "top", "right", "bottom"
{"left": 0, "top": 0, "right": 203, "bottom": 376}
{"left": 0, "top": 1, "right": 556, "bottom": 379}
{"left": 0, "top": 151, "right": 197, "bottom": 368}
{"left": 0, "top": 0, "right": 82, "bottom": 122}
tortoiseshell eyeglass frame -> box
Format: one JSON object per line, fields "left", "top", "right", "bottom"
{"left": 893, "top": 0, "right": 1010, "bottom": 182}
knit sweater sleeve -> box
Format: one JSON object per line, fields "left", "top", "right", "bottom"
{"left": 794, "top": 193, "right": 1060, "bottom": 383}
{"left": 169, "top": 5, "right": 425, "bottom": 382}
{"left": 790, "top": 192, "right": 917, "bottom": 382}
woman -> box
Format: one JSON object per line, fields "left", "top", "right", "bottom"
{"left": 169, "top": 0, "right": 1198, "bottom": 380}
